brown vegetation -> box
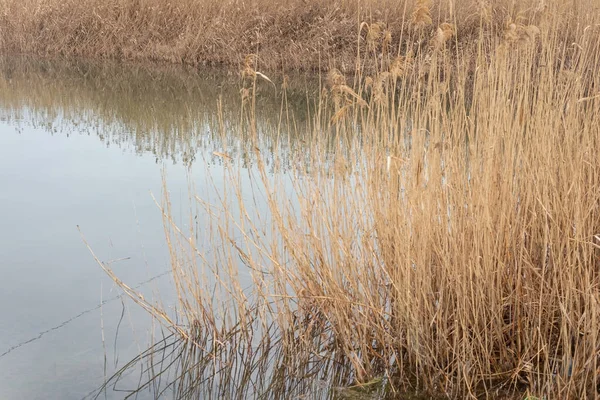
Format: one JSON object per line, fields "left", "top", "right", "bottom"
{"left": 0, "top": 0, "right": 598, "bottom": 71}
{"left": 58, "top": 0, "right": 600, "bottom": 398}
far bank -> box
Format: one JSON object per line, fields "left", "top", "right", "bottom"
{"left": 1, "top": 0, "right": 597, "bottom": 72}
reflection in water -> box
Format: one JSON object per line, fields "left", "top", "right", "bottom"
{"left": 0, "top": 56, "right": 361, "bottom": 399}
{"left": 0, "top": 56, "right": 315, "bottom": 168}
{"left": 90, "top": 310, "right": 383, "bottom": 400}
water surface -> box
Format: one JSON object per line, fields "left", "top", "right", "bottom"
{"left": 0, "top": 56, "right": 314, "bottom": 399}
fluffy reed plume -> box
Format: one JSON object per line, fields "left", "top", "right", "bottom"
{"left": 327, "top": 68, "right": 365, "bottom": 105}
{"left": 432, "top": 22, "right": 455, "bottom": 48}
{"left": 370, "top": 72, "right": 390, "bottom": 103}
{"left": 241, "top": 54, "right": 258, "bottom": 79}
{"left": 389, "top": 55, "right": 409, "bottom": 78}
{"left": 411, "top": 0, "right": 433, "bottom": 30}
{"left": 326, "top": 68, "right": 347, "bottom": 88}
{"left": 382, "top": 29, "right": 392, "bottom": 50}
{"left": 523, "top": 24, "right": 541, "bottom": 41}
{"left": 503, "top": 23, "right": 518, "bottom": 42}
{"left": 362, "top": 21, "right": 386, "bottom": 47}
{"left": 503, "top": 20, "right": 540, "bottom": 45}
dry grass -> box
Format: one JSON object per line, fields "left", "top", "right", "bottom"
{"left": 1, "top": 0, "right": 598, "bottom": 71}
{"left": 77, "top": 1, "right": 600, "bottom": 398}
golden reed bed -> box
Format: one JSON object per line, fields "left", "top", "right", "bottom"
{"left": 15, "top": 0, "right": 597, "bottom": 397}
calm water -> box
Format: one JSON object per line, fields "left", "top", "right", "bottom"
{"left": 0, "top": 57, "right": 314, "bottom": 399}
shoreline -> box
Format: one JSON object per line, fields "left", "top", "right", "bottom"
{"left": 2, "top": 0, "right": 595, "bottom": 73}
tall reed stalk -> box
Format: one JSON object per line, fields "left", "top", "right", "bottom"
{"left": 95, "top": 1, "right": 600, "bottom": 398}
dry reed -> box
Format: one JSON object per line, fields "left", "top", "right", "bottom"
{"left": 1, "top": 0, "right": 598, "bottom": 72}
{"left": 84, "top": 1, "right": 600, "bottom": 398}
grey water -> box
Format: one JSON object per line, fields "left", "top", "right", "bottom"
{"left": 0, "top": 57, "right": 314, "bottom": 399}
